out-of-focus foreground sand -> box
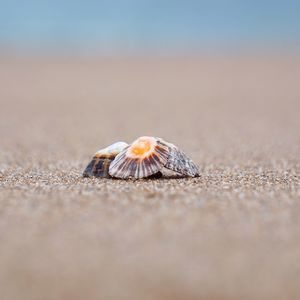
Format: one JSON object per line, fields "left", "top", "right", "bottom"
{"left": 0, "top": 54, "right": 300, "bottom": 300}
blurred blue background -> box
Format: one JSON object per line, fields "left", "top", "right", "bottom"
{"left": 1, "top": 0, "right": 300, "bottom": 53}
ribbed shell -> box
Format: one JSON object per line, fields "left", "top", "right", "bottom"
{"left": 83, "top": 155, "right": 113, "bottom": 178}
{"left": 83, "top": 141, "right": 128, "bottom": 178}
{"left": 163, "top": 142, "right": 199, "bottom": 177}
{"left": 109, "top": 139, "right": 170, "bottom": 179}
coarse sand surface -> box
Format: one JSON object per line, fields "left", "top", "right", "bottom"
{"left": 0, "top": 54, "right": 300, "bottom": 300}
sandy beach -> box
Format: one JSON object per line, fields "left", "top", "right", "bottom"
{"left": 0, "top": 54, "right": 300, "bottom": 300}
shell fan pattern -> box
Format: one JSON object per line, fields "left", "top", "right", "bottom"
{"left": 109, "top": 137, "right": 169, "bottom": 179}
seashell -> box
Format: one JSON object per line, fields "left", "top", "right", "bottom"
{"left": 109, "top": 136, "right": 169, "bottom": 179}
{"left": 84, "top": 137, "right": 199, "bottom": 179}
{"left": 83, "top": 141, "right": 128, "bottom": 178}
{"left": 162, "top": 140, "right": 200, "bottom": 177}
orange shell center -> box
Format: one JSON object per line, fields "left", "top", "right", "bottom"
{"left": 131, "top": 140, "right": 151, "bottom": 156}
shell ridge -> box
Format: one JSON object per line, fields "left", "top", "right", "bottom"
{"left": 163, "top": 142, "right": 199, "bottom": 177}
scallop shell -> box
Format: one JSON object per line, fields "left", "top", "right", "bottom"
{"left": 108, "top": 136, "right": 169, "bottom": 179}
{"left": 162, "top": 140, "right": 200, "bottom": 177}
{"left": 83, "top": 142, "right": 128, "bottom": 178}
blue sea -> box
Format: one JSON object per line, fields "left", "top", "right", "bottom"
{"left": 1, "top": 0, "right": 300, "bottom": 52}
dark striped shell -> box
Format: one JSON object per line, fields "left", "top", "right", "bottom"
{"left": 163, "top": 141, "right": 200, "bottom": 177}
{"left": 83, "top": 154, "right": 113, "bottom": 178}
{"left": 108, "top": 137, "right": 170, "bottom": 179}
{"left": 83, "top": 142, "right": 128, "bottom": 178}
